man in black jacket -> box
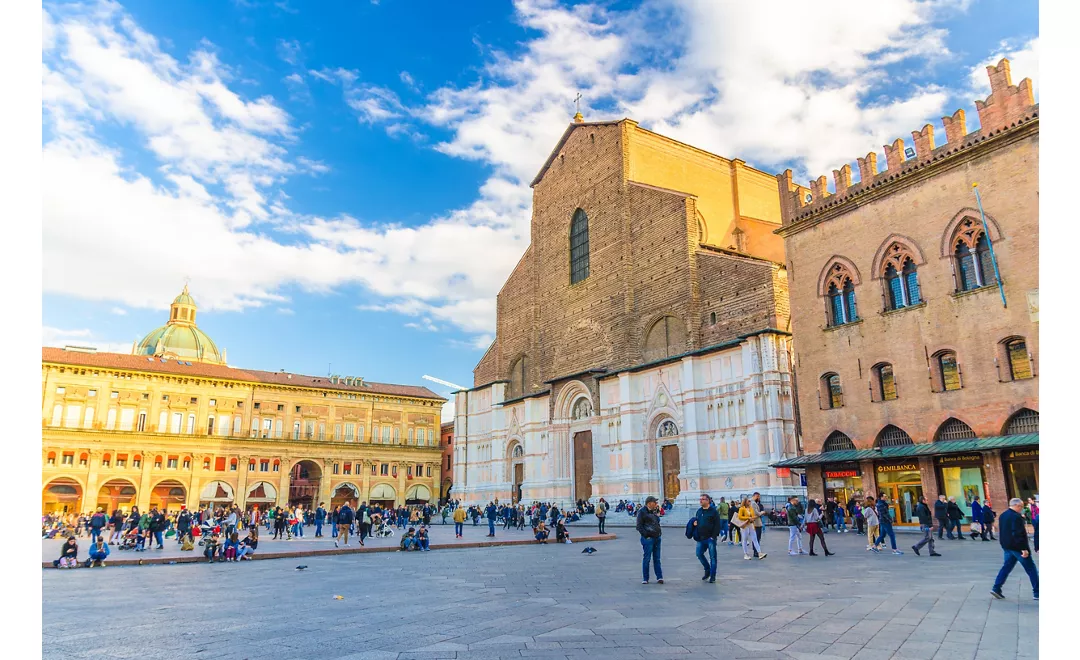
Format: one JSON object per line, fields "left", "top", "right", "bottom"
{"left": 636, "top": 496, "right": 663, "bottom": 585}
{"left": 991, "top": 498, "right": 1038, "bottom": 600}
{"left": 335, "top": 501, "right": 354, "bottom": 547}
{"left": 911, "top": 496, "right": 941, "bottom": 557}
{"left": 692, "top": 494, "right": 721, "bottom": 583}
{"left": 946, "top": 497, "right": 966, "bottom": 540}
{"left": 148, "top": 508, "right": 167, "bottom": 549}
{"left": 934, "top": 495, "right": 950, "bottom": 539}
{"left": 176, "top": 508, "right": 193, "bottom": 545}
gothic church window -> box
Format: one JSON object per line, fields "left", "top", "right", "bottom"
{"left": 824, "top": 262, "right": 858, "bottom": 326}
{"left": 643, "top": 316, "right": 687, "bottom": 363}
{"left": 950, "top": 217, "right": 996, "bottom": 292}
{"left": 569, "top": 208, "right": 590, "bottom": 284}
{"left": 935, "top": 418, "right": 977, "bottom": 441}
{"left": 875, "top": 425, "right": 913, "bottom": 447}
{"left": 880, "top": 241, "right": 922, "bottom": 310}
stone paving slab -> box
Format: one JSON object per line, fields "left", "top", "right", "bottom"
{"left": 42, "top": 528, "right": 1038, "bottom": 659}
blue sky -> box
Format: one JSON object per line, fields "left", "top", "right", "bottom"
{"left": 41, "top": 0, "right": 1038, "bottom": 403}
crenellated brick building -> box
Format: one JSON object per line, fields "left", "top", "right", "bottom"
{"left": 455, "top": 115, "right": 802, "bottom": 511}
{"left": 772, "top": 59, "right": 1039, "bottom": 525}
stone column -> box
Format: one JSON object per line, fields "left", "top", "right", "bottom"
{"left": 276, "top": 459, "right": 292, "bottom": 508}
{"left": 361, "top": 459, "right": 372, "bottom": 504}
{"left": 136, "top": 449, "right": 154, "bottom": 511}
{"left": 918, "top": 457, "right": 939, "bottom": 506}
{"left": 84, "top": 449, "right": 103, "bottom": 512}
{"left": 397, "top": 462, "right": 407, "bottom": 506}
{"left": 805, "top": 465, "right": 824, "bottom": 502}
{"left": 982, "top": 451, "right": 1009, "bottom": 511}
{"left": 430, "top": 461, "right": 441, "bottom": 505}
{"left": 678, "top": 356, "right": 702, "bottom": 510}
{"left": 859, "top": 460, "right": 878, "bottom": 501}
{"left": 317, "top": 459, "right": 334, "bottom": 509}
{"left": 236, "top": 455, "right": 251, "bottom": 509}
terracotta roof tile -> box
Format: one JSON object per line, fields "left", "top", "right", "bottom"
{"left": 42, "top": 347, "right": 445, "bottom": 401}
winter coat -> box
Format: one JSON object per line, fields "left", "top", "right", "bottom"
{"left": 636, "top": 507, "right": 662, "bottom": 539}
{"left": 693, "top": 504, "right": 722, "bottom": 540}
{"left": 946, "top": 502, "right": 964, "bottom": 521}
{"left": 933, "top": 499, "right": 949, "bottom": 520}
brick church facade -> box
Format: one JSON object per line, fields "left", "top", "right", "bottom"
{"left": 453, "top": 117, "right": 802, "bottom": 509}
{"left": 772, "top": 59, "right": 1039, "bottom": 525}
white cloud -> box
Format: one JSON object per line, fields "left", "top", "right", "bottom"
{"left": 276, "top": 307, "right": 295, "bottom": 315}
{"left": 42, "top": 326, "right": 133, "bottom": 354}
{"left": 969, "top": 37, "right": 1039, "bottom": 97}
{"left": 405, "top": 318, "right": 440, "bottom": 332}
{"left": 110, "top": 307, "right": 127, "bottom": 315}
{"left": 276, "top": 38, "right": 301, "bottom": 65}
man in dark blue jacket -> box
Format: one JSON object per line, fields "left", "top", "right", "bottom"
{"left": 485, "top": 502, "right": 497, "bottom": 537}
{"left": 335, "top": 501, "right": 354, "bottom": 547}
{"left": 315, "top": 503, "right": 326, "bottom": 538}
{"left": 691, "top": 494, "right": 721, "bottom": 583}
{"left": 991, "top": 498, "right": 1038, "bottom": 600}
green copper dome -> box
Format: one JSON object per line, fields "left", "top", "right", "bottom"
{"left": 132, "top": 285, "right": 226, "bottom": 364}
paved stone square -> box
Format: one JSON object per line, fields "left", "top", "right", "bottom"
{"left": 42, "top": 529, "right": 1038, "bottom": 660}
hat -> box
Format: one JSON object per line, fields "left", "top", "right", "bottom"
{"left": 645, "top": 496, "right": 658, "bottom": 504}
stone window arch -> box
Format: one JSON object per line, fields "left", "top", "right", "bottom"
{"left": 508, "top": 355, "right": 526, "bottom": 398}
{"left": 996, "top": 336, "right": 1034, "bottom": 381}
{"left": 643, "top": 316, "right": 687, "bottom": 363}
{"left": 876, "top": 240, "right": 923, "bottom": 310}
{"left": 935, "top": 417, "right": 977, "bottom": 441}
{"left": 870, "top": 362, "right": 897, "bottom": 402}
{"left": 819, "top": 258, "right": 860, "bottom": 326}
{"left": 1003, "top": 408, "right": 1038, "bottom": 435}
{"left": 823, "top": 431, "right": 855, "bottom": 452}
{"left": 569, "top": 208, "right": 590, "bottom": 284}
{"left": 819, "top": 373, "right": 843, "bottom": 409}
{"left": 943, "top": 210, "right": 1002, "bottom": 293}
{"left": 875, "top": 425, "right": 913, "bottom": 448}
{"left": 930, "top": 349, "right": 962, "bottom": 392}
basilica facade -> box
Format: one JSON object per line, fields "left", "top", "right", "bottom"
{"left": 453, "top": 117, "right": 803, "bottom": 511}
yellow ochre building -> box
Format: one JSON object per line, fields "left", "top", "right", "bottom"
{"left": 42, "top": 286, "right": 446, "bottom": 515}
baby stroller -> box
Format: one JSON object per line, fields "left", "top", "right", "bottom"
{"left": 197, "top": 521, "right": 220, "bottom": 546}
{"left": 117, "top": 532, "right": 140, "bottom": 551}
{"left": 373, "top": 521, "right": 396, "bottom": 538}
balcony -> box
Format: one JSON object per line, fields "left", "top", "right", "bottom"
{"left": 42, "top": 426, "right": 445, "bottom": 452}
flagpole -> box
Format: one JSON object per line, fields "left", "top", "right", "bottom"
{"left": 972, "top": 183, "right": 1007, "bottom": 308}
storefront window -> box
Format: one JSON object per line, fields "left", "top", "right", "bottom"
{"left": 1007, "top": 462, "right": 1039, "bottom": 502}
{"left": 875, "top": 462, "right": 922, "bottom": 524}
{"left": 936, "top": 454, "right": 985, "bottom": 522}
{"left": 823, "top": 466, "right": 863, "bottom": 506}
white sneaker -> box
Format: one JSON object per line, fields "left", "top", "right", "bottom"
{"left": 799, "top": 550, "right": 807, "bottom": 555}
{"left": 744, "top": 555, "right": 751, "bottom": 560}
{"left": 789, "top": 551, "right": 798, "bottom": 555}
{"left": 334, "top": 540, "right": 339, "bottom": 548}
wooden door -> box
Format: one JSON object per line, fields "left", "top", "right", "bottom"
{"left": 513, "top": 463, "right": 524, "bottom": 504}
{"left": 573, "top": 431, "right": 593, "bottom": 501}
{"left": 662, "top": 445, "right": 681, "bottom": 501}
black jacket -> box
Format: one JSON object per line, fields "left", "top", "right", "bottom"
{"left": 946, "top": 502, "right": 964, "bottom": 521}
{"left": 998, "top": 509, "right": 1030, "bottom": 553}
{"left": 177, "top": 511, "right": 192, "bottom": 532}
{"left": 694, "top": 505, "right": 721, "bottom": 540}
{"left": 636, "top": 507, "right": 662, "bottom": 539}
{"left": 933, "top": 499, "right": 949, "bottom": 520}
{"left": 915, "top": 502, "right": 932, "bottom": 526}
{"left": 149, "top": 513, "right": 166, "bottom": 533}
{"left": 338, "top": 505, "right": 355, "bottom": 524}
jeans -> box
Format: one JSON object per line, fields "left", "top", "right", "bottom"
{"left": 89, "top": 527, "right": 103, "bottom": 543}
{"left": 598, "top": 517, "right": 606, "bottom": 534}
{"left": 640, "top": 536, "right": 663, "bottom": 581}
{"left": 152, "top": 531, "right": 163, "bottom": 547}
{"left": 913, "top": 525, "right": 936, "bottom": 552}
{"left": 488, "top": 519, "right": 495, "bottom": 536}
{"left": 695, "top": 538, "right": 717, "bottom": 578}
{"left": 719, "top": 519, "right": 728, "bottom": 541}
{"left": 455, "top": 522, "right": 463, "bottom": 536}
{"left": 993, "top": 549, "right": 1039, "bottom": 597}
{"left": 876, "top": 524, "right": 897, "bottom": 550}
{"left": 937, "top": 518, "right": 950, "bottom": 538}
{"left": 788, "top": 525, "right": 804, "bottom": 553}
{"left": 331, "top": 523, "right": 338, "bottom": 538}
{"left": 315, "top": 521, "right": 323, "bottom": 537}
{"left": 836, "top": 514, "right": 846, "bottom": 532}
{"left": 1033, "top": 518, "right": 1039, "bottom": 552}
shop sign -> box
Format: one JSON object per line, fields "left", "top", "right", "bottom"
{"left": 876, "top": 462, "right": 919, "bottom": 473}
{"left": 775, "top": 467, "right": 791, "bottom": 478}
{"left": 800, "top": 473, "right": 807, "bottom": 487}
{"left": 824, "top": 469, "right": 859, "bottom": 478}
{"left": 935, "top": 454, "right": 983, "bottom": 466}
{"left": 1005, "top": 448, "right": 1039, "bottom": 460}
{"left": 825, "top": 480, "right": 850, "bottom": 489}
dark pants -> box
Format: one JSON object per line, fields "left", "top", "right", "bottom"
{"left": 753, "top": 526, "right": 762, "bottom": 557}
{"left": 360, "top": 523, "right": 370, "bottom": 542}
{"left": 695, "top": 538, "right": 717, "bottom": 579}
{"left": 876, "top": 524, "right": 897, "bottom": 550}
{"left": 640, "top": 536, "right": 662, "bottom": 581}
{"left": 152, "top": 531, "right": 163, "bottom": 547}
{"left": 488, "top": 519, "right": 495, "bottom": 536}
{"left": 455, "top": 522, "right": 463, "bottom": 536}
{"left": 315, "top": 521, "right": 323, "bottom": 537}
{"left": 1033, "top": 518, "right": 1039, "bottom": 552}
{"left": 937, "top": 518, "right": 950, "bottom": 539}
{"left": 598, "top": 517, "right": 606, "bottom": 534}
{"left": 981, "top": 522, "right": 995, "bottom": 541}
{"left": 993, "top": 549, "right": 1038, "bottom": 597}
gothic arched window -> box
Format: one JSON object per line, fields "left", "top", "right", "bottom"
{"left": 824, "top": 262, "right": 858, "bottom": 326}
{"left": 875, "top": 425, "right": 913, "bottom": 447}
{"left": 643, "top": 316, "right": 687, "bottom": 363}
{"left": 822, "top": 431, "right": 855, "bottom": 452}
{"left": 569, "top": 208, "right": 590, "bottom": 284}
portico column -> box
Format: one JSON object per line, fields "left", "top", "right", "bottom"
{"left": 85, "top": 450, "right": 102, "bottom": 512}
{"left": 317, "top": 459, "right": 334, "bottom": 509}
{"left": 397, "top": 462, "right": 407, "bottom": 506}
{"left": 361, "top": 459, "right": 372, "bottom": 504}
{"left": 186, "top": 453, "right": 204, "bottom": 509}
{"left": 236, "top": 455, "right": 251, "bottom": 509}
{"left": 276, "top": 459, "right": 292, "bottom": 507}
{"left": 136, "top": 449, "right": 154, "bottom": 511}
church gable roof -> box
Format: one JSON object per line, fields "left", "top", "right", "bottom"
{"left": 530, "top": 119, "right": 624, "bottom": 187}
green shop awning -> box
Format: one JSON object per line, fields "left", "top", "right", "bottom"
{"left": 771, "top": 433, "right": 1038, "bottom": 468}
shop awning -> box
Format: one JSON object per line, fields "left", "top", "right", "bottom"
{"left": 770, "top": 433, "right": 1038, "bottom": 468}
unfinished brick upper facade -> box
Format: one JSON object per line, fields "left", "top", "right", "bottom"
{"left": 774, "top": 59, "right": 1039, "bottom": 521}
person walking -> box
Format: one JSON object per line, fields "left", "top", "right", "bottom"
{"left": 736, "top": 497, "right": 767, "bottom": 560}
{"left": 453, "top": 503, "right": 466, "bottom": 538}
{"left": 991, "top": 498, "right": 1038, "bottom": 601}
{"left": 315, "top": 503, "right": 326, "bottom": 538}
{"left": 751, "top": 493, "right": 765, "bottom": 556}
{"left": 946, "top": 497, "right": 966, "bottom": 540}
{"left": 636, "top": 496, "right": 664, "bottom": 584}
{"left": 981, "top": 501, "right": 997, "bottom": 541}
{"left": 176, "top": 507, "right": 193, "bottom": 545}
{"left": 785, "top": 496, "right": 806, "bottom": 556}
{"left": 596, "top": 498, "right": 608, "bottom": 535}
{"left": 804, "top": 500, "right": 832, "bottom": 557}
{"left": 335, "top": 500, "right": 354, "bottom": 547}
{"left": 934, "top": 495, "right": 950, "bottom": 540}
{"left": 109, "top": 509, "right": 126, "bottom": 543}
{"left": 875, "top": 493, "right": 903, "bottom": 555}
{"left": 911, "top": 495, "right": 941, "bottom": 557}
{"left": 691, "top": 494, "right": 721, "bottom": 583}
{"left": 148, "top": 507, "right": 166, "bottom": 549}
{"left": 970, "top": 496, "right": 984, "bottom": 539}
{"left": 485, "top": 502, "right": 497, "bottom": 537}
{"left": 88, "top": 508, "right": 107, "bottom": 543}
{"left": 864, "top": 496, "right": 880, "bottom": 552}
{"left": 717, "top": 497, "right": 730, "bottom": 544}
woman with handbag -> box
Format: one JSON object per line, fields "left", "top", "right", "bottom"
{"left": 736, "top": 498, "right": 766, "bottom": 560}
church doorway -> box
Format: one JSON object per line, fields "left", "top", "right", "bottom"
{"left": 289, "top": 460, "right": 322, "bottom": 508}
{"left": 509, "top": 442, "right": 525, "bottom": 504}
{"left": 513, "top": 463, "right": 524, "bottom": 504}
{"left": 573, "top": 430, "right": 593, "bottom": 502}
{"left": 661, "top": 445, "right": 681, "bottom": 502}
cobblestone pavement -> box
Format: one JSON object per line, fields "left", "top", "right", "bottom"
{"left": 42, "top": 528, "right": 1038, "bottom": 660}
